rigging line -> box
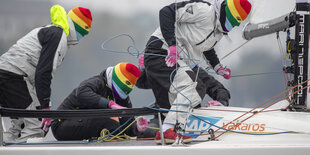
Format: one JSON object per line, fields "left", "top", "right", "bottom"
{"left": 100, "top": 33, "right": 201, "bottom": 62}
{"left": 230, "top": 71, "right": 282, "bottom": 78}
{"left": 144, "top": 107, "right": 303, "bottom": 137}
{"left": 213, "top": 78, "right": 310, "bottom": 134}
{"left": 215, "top": 82, "right": 310, "bottom": 139}
{"left": 220, "top": 40, "right": 250, "bottom": 61}
{"left": 101, "top": 34, "right": 140, "bottom": 57}
{"left": 172, "top": 0, "right": 197, "bottom": 138}
{"left": 97, "top": 116, "right": 143, "bottom": 142}
{"left": 174, "top": 0, "right": 181, "bottom": 136}
{"left": 276, "top": 32, "right": 286, "bottom": 67}
{"left": 202, "top": 67, "right": 282, "bottom": 78}
{"left": 190, "top": 115, "right": 298, "bottom": 136}
{"left": 143, "top": 107, "right": 297, "bottom": 137}
{"left": 276, "top": 32, "right": 291, "bottom": 89}
{"left": 144, "top": 106, "right": 187, "bottom": 113}
{"left": 145, "top": 127, "right": 297, "bottom": 135}
{"left": 169, "top": 65, "right": 203, "bottom": 111}
{"left": 97, "top": 129, "right": 130, "bottom": 142}
{"left": 197, "top": 107, "right": 288, "bottom": 113}
{"left": 92, "top": 116, "right": 134, "bottom": 143}
{"left": 100, "top": 33, "right": 200, "bottom": 133}
{"left": 187, "top": 130, "right": 302, "bottom": 135}
{"left": 215, "top": 83, "right": 310, "bottom": 139}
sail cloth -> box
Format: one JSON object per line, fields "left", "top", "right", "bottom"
{"left": 249, "top": 0, "right": 296, "bottom": 24}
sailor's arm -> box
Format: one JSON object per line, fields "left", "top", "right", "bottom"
{"left": 203, "top": 48, "right": 222, "bottom": 72}
{"left": 76, "top": 77, "right": 111, "bottom": 109}
{"left": 35, "top": 26, "right": 63, "bottom": 109}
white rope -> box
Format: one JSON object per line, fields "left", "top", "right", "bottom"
{"left": 220, "top": 40, "right": 250, "bottom": 61}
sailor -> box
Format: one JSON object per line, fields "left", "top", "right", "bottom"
{"left": 141, "top": 0, "right": 251, "bottom": 144}
{"left": 51, "top": 62, "right": 148, "bottom": 140}
{"left": 0, "top": 5, "right": 93, "bottom": 142}
{"left": 137, "top": 55, "right": 231, "bottom": 107}
{"left": 135, "top": 55, "right": 231, "bottom": 138}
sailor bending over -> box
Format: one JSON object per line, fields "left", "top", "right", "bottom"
{"left": 140, "top": 0, "right": 251, "bottom": 144}
{"left": 51, "top": 62, "right": 148, "bottom": 140}
{"left": 0, "top": 5, "right": 93, "bottom": 142}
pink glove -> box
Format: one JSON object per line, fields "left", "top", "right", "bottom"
{"left": 205, "top": 100, "right": 224, "bottom": 107}
{"left": 165, "top": 46, "right": 179, "bottom": 67}
{"left": 217, "top": 66, "right": 231, "bottom": 79}
{"left": 136, "top": 117, "right": 148, "bottom": 132}
{"left": 138, "top": 55, "right": 145, "bottom": 69}
{"left": 40, "top": 108, "right": 52, "bottom": 133}
{"left": 109, "top": 100, "right": 127, "bottom": 109}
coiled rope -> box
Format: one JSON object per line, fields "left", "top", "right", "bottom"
{"left": 97, "top": 116, "right": 144, "bottom": 142}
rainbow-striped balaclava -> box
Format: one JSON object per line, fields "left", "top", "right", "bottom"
{"left": 112, "top": 63, "right": 141, "bottom": 99}
{"left": 216, "top": 0, "right": 252, "bottom": 32}
{"left": 68, "top": 7, "right": 92, "bottom": 41}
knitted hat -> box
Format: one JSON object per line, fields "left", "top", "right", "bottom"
{"left": 68, "top": 7, "right": 92, "bottom": 37}
{"left": 112, "top": 63, "right": 141, "bottom": 99}
{"left": 225, "top": 0, "right": 251, "bottom": 27}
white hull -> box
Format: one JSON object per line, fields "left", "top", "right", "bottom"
{"left": 1, "top": 142, "right": 310, "bottom": 155}
{"left": 1, "top": 103, "right": 310, "bottom": 155}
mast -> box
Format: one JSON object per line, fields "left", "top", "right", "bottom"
{"left": 291, "top": 0, "right": 309, "bottom": 111}
{"left": 243, "top": 0, "right": 309, "bottom": 111}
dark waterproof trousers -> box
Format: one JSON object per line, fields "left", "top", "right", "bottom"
{"left": 0, "top": 69, "right": 32, "bottom": 109}
{"left": 143, "top": 37, "right": 230, "bottom": 109}
{"left": 51, "top": 117, "right": 138, "bottom": 141}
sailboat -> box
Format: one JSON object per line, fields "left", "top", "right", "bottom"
{"left": 0, "top": 0, "right": 309, "bottom": 154}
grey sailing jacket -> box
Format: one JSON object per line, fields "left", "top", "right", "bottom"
{"left": 152, "top": 0, "right": 225, "bottom": 71}
{"left": 0, "top": 16, "right": 78, "bottom": 109}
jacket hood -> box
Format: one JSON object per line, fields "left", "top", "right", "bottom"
{"left": 100, "top": 69, "right": 108, "bottom": 82}
{"left": 214, "top": 0, "right": 224, "bottom": 20}
{"left": 216, "top": 18, "right": 226, "bottom": 33}
{"left": 50, "top": 5, "right": 70, "bottom": 36}
{"left": 213, "top": 0, "right": 226, "bottom": 33}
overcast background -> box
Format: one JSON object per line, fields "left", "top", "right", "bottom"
{"left": 0, "top": 0, "right": 306, "bottom": 140}
{"left": 0, "top": 0, "right": 296, "bottom": 110}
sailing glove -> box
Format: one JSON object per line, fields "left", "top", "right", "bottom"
{"left": 138, "top": 55, "right": 145, "bottom": 69}
{"left": 206, "top": 100, "right": 224, "bottom": 107}
{"left": 136, "top": 117, "right": 148, "bottom": 132}
{"left": 165, "top": 46, "right": 179, "bottom": 67}
{"left": 109, "top": 100, "right": 127, "bottom": 109}
{"left": 217, "top": 66, "right": 231, "bottom": 79}
{"left": 41, "top": 108, "right": 52, "bottom": 134}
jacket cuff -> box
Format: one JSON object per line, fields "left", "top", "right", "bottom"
{"left": 218, "top": 100, "right": 229, "bottom": 106}
{"left": 214, "top": 64, "right": 222, "bottom": 72}
{"left": 98, "top": 97, "right": 109, "bottom": 109}
{"left": 166, "top": 39, "right": 176, "bottom": 47}
{"left": 38, "top": 99, "right": 50, "bottom": 109}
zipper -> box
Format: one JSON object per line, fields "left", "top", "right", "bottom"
{"left": 210, "top": 41, "right": 217, "bottom": 49}
{"left": 196, "top": 30, "right": 215, "bottom": 46}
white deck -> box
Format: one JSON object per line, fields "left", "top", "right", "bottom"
{"left": 1, "top": 136, "right": 310, "bottom": 155}
{"left": 1, "top": 105, "right": 310, "bottom": 155}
